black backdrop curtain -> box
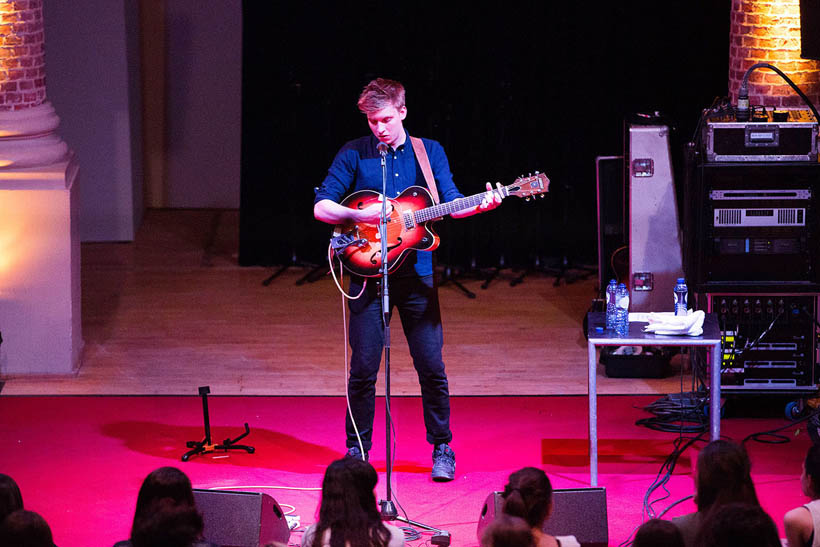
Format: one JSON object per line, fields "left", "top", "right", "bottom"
{"left": 239, "top": 1, "right": 731, "bottom": 269}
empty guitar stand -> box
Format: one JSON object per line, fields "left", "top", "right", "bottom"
{"left": 181, "top": 386, "right": 255, "bottom": 462}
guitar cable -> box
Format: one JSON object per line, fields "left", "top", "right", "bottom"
{"left": 328, "top": 243, "right": 367, "bottom": 300}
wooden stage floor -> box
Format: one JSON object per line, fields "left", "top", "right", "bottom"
{"left": 1, "top": 209, "right": 692, "bottom": 396}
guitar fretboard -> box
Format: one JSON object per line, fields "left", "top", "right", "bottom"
{"left": 413, "top": 187, "right": 509, "bottom": 223}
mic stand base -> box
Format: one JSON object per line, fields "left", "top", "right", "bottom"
{"left": 379, "top": 499, "right": 398, "bottom": 520}
{"left": 379, "top": 499, "right": 451, "bottom": 546}
{"left": 510, "top": 255, "right": 596, "bottom": 288}
{"left": 438, "top": 266, "right": 476, "bottom": 299}
{"left": 261, "top": 253, "right": 324, "bottom": 286}
{"left": 479, "top": 255, "right": 517, "bottom": 290}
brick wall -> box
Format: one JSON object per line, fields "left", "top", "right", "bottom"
{"left": 0, "top": 0, "right": 46, "bottom": 111}
{"left": 729, "top": 0, "right": 820, "bottom": 109}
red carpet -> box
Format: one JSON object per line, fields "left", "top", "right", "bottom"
{"left": 0, "top": 395, "right": 811, "bottom": 546}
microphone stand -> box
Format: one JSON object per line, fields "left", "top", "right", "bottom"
{"left": 376, "top": 142, "right": 451, "bottom": 546}
{"left": 377, "top": 143, "right": 396, "bottom": 518}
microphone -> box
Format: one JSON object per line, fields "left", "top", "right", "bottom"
{"left": 377, "top": 142, "right": 389, "bottom": 157}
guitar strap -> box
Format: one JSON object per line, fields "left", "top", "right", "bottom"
{"left": 409, "top": 136, "right": 440, "bottom": 205}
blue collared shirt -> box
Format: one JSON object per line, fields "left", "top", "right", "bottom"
{"left": 315, "top": 133, "right": 463, "bottom": 277}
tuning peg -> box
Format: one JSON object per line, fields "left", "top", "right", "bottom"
{"left": 535, "top": 170, "right": 540, "bottom": 174}
{"left": 525, "top": 197, "right": 530, "bottom": 202}
{"left": 540, "top": 194, "right": 545, "bottom": 198}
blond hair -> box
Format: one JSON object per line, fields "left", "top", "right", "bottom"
{"left": 357, "top": 78, "right": 405, "bottom": 113}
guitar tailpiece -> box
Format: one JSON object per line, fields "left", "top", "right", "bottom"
{"left": 330, "top": 232, "right": 367, "bottom": 253}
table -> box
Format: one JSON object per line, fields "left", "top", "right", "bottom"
{"left": 585, "top": 312, "right": 723, "bottom": 486}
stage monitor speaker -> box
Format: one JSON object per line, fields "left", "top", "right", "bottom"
{"left": 476, "top": 488, "right": 608, "bottom": 547}
{"left": 193, "top": 489, "right": 290, "bottom": 547}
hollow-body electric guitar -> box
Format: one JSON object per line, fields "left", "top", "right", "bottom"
{"left": 330, "top": 172, "right": 549, "bottom": 277}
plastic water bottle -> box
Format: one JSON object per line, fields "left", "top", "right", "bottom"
{"left": 615, "top": 283, "right": 630, "bottom": 337}
{"left": 674, "top": 278, "right": 688, "bottom": 316}
{"left": 605, "top": 279, "right": 618, "bottom": 330}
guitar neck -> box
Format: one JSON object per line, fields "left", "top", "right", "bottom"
{"left": 414, "top": 186, "right": 511, "bottom": 223}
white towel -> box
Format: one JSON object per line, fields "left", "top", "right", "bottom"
{"left": 642, "top": 310, "right": 705, "bottom": 336}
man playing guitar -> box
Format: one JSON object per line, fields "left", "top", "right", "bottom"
{"left": 314, "top": 77, "right": 503, "bottom": 481}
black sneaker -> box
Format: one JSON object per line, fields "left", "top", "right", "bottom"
{"left": 431, "top": 443, "right": 455, "bottom": 482}
{"left": 345, "top": 445, "right": 369, "bottom": 461}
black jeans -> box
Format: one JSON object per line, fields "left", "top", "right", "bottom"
{"left": 345, "top": 274, "right": 452, "bottom": 451}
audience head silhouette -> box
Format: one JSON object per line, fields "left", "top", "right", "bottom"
{"left": 131, "top": 498, "right": 204, "bottom": 547}
{"left": 802, "top": 440, "right": 820, "bottom": 498}
{"left": 695, "top": 502, "right": 780, "bottom": 547}
{"left": 0, "top": 473, "right": 24, "bottom": 523}
{"left": 480, "top": 514, "right": 535, "bottom": 547}
{"left": 784, "top": 443, "right": 820, "bottom": 547}
{"left": 129, "top": 466, "right": 200, "bottom": 544}
{"left": 132, "top": 466, "right": 196, "bottom": 531}
{"left": 0, "top": 509, "right": 54, "bottom": 547}
{"left": 633, "top": 518, "right": 684, "bottom": 547}
{"left": 501, "top": 466, "right": 553, "bottom": 528}
{"left": 694, "top": 440, "right": 759, "bottom": 513}
{"left": 311, "top": 457, "right": 392, "bottom": 547}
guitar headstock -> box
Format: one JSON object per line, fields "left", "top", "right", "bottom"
{"left": 505, "top": 172, "right": 550, "bottom": 200}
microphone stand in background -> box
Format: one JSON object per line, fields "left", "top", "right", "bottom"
{"left": 510, "top": 178, "right": 595, "bottom": 287}
{"left": 261, "top": 186, "right": 326, "bottom": 286}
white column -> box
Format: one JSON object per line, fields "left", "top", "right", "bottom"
{"left": 0, "top": 0, "right": 81, "bottom": 375}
